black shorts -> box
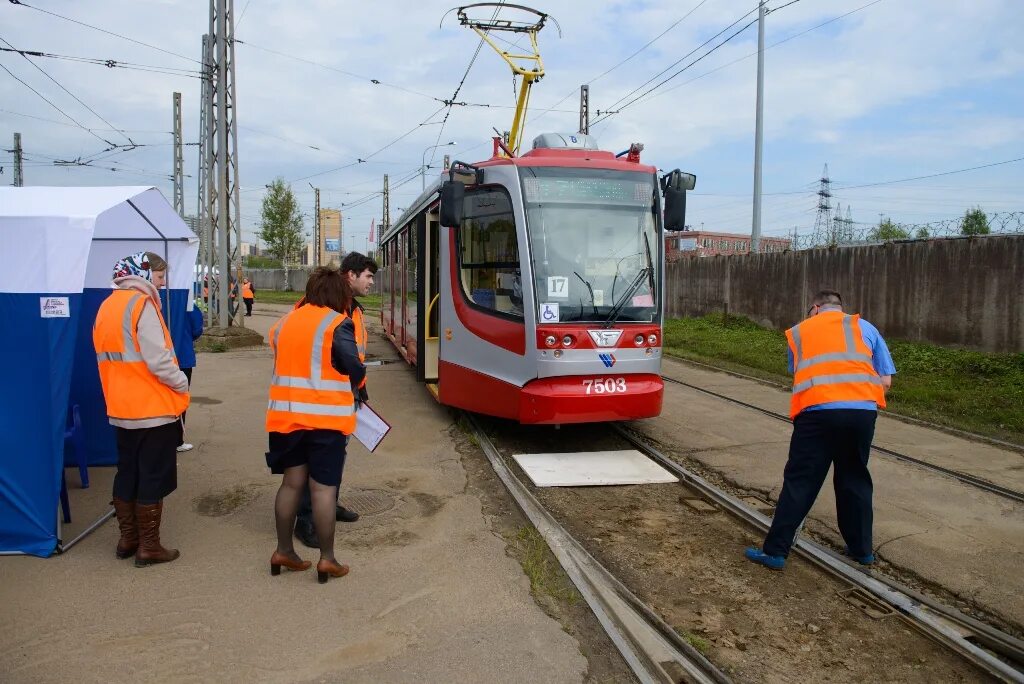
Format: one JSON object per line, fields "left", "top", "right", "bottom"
{"left": 266, "top": 429, "right": 348, "bottom": 487}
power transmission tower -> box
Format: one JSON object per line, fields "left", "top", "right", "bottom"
{"left": 312, "top": 185, "right": 321, "bottom": 267}
{"left": 12, "top": 133, "right": 23, "bottom": 186}
{"left": 198, "top": 34, "right": 214, "bottom": 328}
{"left": 382, "top": 174, "right": 390, "bottom": 236}
{"left": 578, "top": 85, "right": 590, "bottom": 134}
{"left": 172, "top": 92, "right": 184, "bottom": 218}
{"left": 443, "top": 154, "right": 451, "bottom": 172}
{"left": 812, "top": 163, "right": 833, "bottom": 246}
{"left": 750, "top": 0, "right": 766, "bottom": 253}
{"left": 206, "top": 0, "right": 242, "bottom": 328}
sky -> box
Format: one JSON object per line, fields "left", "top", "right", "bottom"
{"left": 2, "top": 0, "right": 1022, "bottom": 249}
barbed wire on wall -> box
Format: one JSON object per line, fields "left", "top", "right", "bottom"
{"left": 788, "top": 211, "right": 1024, "bottom": 251}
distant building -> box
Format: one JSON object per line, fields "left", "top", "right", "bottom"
{"left": 300, "top": 241, "right": 315, "bottom": 266}
{"left": 666, "top": 230, "right": 791, "bottom": 259}
{"left": 240, "top": 241, "right": 259, "bottom": 257}
{"left": 319, "top": 208, "right": 342, "bottom": 266}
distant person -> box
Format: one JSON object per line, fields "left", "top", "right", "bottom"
{"left": 94, "top": 251, "right": 189, "bottom": 567}
{"left": 175, "top": 300, "right": 204, "bottom": 453}
{"left": 745, "top": 290, "right": 895, "bottom": 571}
{"left": 266, "top": 265, "right": 366, "bottom": 583}
{"left": 293, "top": 252, "right": 377, "bottom": 548}
{"left": 242, "top": 277, "right": 255, "bottom": 317}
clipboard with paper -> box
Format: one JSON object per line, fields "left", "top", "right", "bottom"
{"left": 353, "top": 403, "right": 391, "bottom": 453}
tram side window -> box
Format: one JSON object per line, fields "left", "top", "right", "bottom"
{"left": 407, "top": 226, "right": 418, "bottom": 303}
{"left": 458, "top": 187, "right": 522, "bottom": 318}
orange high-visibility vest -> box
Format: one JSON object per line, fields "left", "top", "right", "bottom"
{"left": 785, "top": 310, "right": 886, "bottom": 419}
{"left": 242, "top": 282, "right": 254, "bottom": 299}
{"left": 266, "top": 304, "right": 356, "bottom": 434}
{"left": 93, "top": 289, "right": 190, "bottom": 420}
{"left": 353, "top": 306, "right": 367, "bottom": 390}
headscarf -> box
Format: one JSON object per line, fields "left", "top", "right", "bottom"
{"left": 113, "top": 251, "right": 155, "bottom": 281}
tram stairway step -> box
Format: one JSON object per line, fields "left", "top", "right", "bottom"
{"left": 425, "top": 382, "right": 440, "bottom": 400}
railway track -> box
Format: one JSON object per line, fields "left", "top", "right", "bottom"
{"left": 461, "top": 413, "right": 1024, "bottom": 683}
{"left": 661, "top": 374, "right": 1024, "bottom": 505}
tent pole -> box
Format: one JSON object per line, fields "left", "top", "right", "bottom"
{"left": 58, "top": 508, "right": 115, "bottom": 554}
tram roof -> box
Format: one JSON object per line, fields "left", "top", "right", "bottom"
{"left": 381, "top": 147, "right": 658, "bottom": 244}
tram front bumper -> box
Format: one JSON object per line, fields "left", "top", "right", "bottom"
{"left": 519, "top": 373, "right": 664, "bottom": 424}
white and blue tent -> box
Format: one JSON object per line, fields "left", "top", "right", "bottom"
{"left": 0, "top": 186, "right": 198, "bottom": 557}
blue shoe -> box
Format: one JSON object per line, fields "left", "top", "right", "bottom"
{"left": 745, "top": 547, "right": 785, "bottom": 570}
{"left": 844, "top": 547, "right": 875, "bottom": 566}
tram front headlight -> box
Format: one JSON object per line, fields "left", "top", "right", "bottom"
{"left": 545, "top": 335, "right": 557, "bottom": 347}
{"left": 562, "top": 335, "right": 574, "bottom": 347}
{"left": 648, "top": 333, "right": 658, "bottom": 345}
{"left": 634, "top": 334, "right": 645, "bottom": 346}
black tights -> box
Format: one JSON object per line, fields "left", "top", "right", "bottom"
{"left": 275, "top": 465, "right": 338, "bottom": 562}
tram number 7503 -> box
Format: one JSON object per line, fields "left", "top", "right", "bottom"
{"left": 582, "top": 378, "right": 627, "bottom": 395}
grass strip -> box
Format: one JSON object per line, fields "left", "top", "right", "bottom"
{"left": 663, "top": 314, "right": 1024, "bottom": 444}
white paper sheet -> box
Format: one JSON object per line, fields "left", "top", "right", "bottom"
{"left": 353, "top": 403, "right": 391, "bottom": 453}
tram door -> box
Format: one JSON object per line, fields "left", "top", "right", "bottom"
{"left": 399, "top": 232, "right": 408, "bottom": 352}
{"left": 422, "top": 209, "right": 441, "bottom": 383}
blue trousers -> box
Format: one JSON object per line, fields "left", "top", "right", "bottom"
{"left": 762, "top": 409, "right": 876, "bottom": 558}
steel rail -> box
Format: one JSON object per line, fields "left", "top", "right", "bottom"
{"left": 661, "top": 375, "right": 1024, "bottom": 505}
{"left": 462, "top": 412, "right": 731, "bottom": 684}
{"left": 612, "top": 425, "right": 1024, "bottom": 683}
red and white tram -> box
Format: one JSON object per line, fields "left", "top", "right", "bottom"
{"left": 378, "top": 132, "right": 695, "bottom": 424}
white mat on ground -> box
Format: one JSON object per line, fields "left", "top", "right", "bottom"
{"left": 512, "top": 450, "right": 679, "bottom": 487}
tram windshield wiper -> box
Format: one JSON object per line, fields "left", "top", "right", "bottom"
{"left": 603, "top": 266, "right": 648, "bottom": 328}
{"left": 574, "top": 271, "right": 599, "bottom": 317}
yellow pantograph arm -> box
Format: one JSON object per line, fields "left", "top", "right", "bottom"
{"left": 470, "top": 27, "right": 544, "bottom": 155}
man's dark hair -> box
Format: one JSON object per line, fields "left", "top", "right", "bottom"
{"left": 304, "top": 265, "right": 353, "bottom": 314}
{"left": 341, "top": 251, "right": 378, "bottom": 276}
{"left": 812, "top": 289, "right": 843, "bottom": 307}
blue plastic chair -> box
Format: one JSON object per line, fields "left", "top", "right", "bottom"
{"left": 59, "top": 405, "right": 88, "bottom": 524}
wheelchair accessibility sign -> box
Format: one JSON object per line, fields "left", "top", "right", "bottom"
{"left": 540, "top": 303, "right": 560, "bottom": 322}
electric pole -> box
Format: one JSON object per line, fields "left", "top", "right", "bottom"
{"left": 311, "top": 184, "right": 321, "bottom": 267}
{"left": 382, "top": 174, "right": 390, "bottom": 236}
{"left": 750, "top": 0, "right": 765, "bottom": 253}
{"left": 172, "top": 92, "right": 184, "bottom": 218}
{"left": 578, "top": 85, "right": 590, "bottom": 135}
{"left": 206, "top": 0, "right": 242, "bottom": 328}
{"left": 197, "top": 35, "right": 211, "bottom": 327}
{"left": 12, "top": 133, "right": 23, "bottom": 186}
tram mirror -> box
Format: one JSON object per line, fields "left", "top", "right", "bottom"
{"left": 662, "top": 169, "right": 696, "bottom": 232}
{"left": 440, "top": 181, "right": 465, "bottom": 228}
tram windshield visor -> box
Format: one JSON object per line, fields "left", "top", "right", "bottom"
{"left": 521, "top": 167, "right": 660, "bottom": 323}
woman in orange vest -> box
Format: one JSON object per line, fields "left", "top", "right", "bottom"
{"left": 746, "top": 290, "right": 895, "bottom": 571}
{"left": 266, "top": 266, "right": 366, "bottom": 583}
{"left": 242, "top": 277, "right": 255, "bottom": 317}
{"left": 94, "top": 252, "right": 190, "bottom": 567}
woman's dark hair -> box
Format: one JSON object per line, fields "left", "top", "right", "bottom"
{"left": 304, "top": 266, "right": 353, "bottom": 314}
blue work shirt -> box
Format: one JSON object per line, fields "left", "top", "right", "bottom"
{"left": 787, "top": 316, "right": 896, "bottom": 412}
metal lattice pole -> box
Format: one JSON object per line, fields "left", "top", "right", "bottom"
{"left": 197, "top": 34, "right": 210, "bottom": 326}
{"left": 578, "top": 85, "right": 589, "bottom": 135}
{"left": 172, "top": 92, "right": 184, "bottom": 218}
{"left": 12, "top": 133, "right": 23, "bottom": 186}
{"left": 207, "top": 0, "right": 241, "bottom": 328}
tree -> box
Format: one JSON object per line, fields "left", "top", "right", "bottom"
{"left": 257, "top": 178, "right": 305, "bottom": 286}
{"left": 914, "top": 226, "right": 930, "bottom": 239}
{"left": 870, "top": 217, "right": 910, "bottom": 241}
{"left": 961, "top": 207, "right": 990, "bottom": 236}
{"left": 244, "top": 254, "right": 282, "bottom": 269}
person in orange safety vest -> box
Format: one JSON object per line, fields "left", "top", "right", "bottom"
{"left": 242, "top": 277, "right": 255, "bottom": 317}
{"left": 265, "top": 266, "right": 366, "bottom": 583}
{"left": 292, "top": 253, "right": 378, "bottom": 549}
{"left": 94, "top": 251, "right": 190, "bottom": 567}
{"left": 746, "top": 290, "right": 895, "bottom": 571}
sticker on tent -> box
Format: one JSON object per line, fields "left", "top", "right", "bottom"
{"left": 40, "top": 297, "right": 70, "bottom": 318}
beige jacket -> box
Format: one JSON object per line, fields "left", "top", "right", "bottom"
{"left": 107, "top": 276, "right": 189, "bottom": 429}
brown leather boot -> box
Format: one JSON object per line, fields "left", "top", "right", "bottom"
{"left": 112, "top": 497, "right": 138, "bottom": 559}
{"left": 134, "top": 501, "right": 180, "bottom": 567}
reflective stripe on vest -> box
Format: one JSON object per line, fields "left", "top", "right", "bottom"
{"left": 267, "top": 400, "right": 354, "bottom": 417}
{"left": 786, "top": 312, "right": 885, "bottom": 418}
{"left": 95, "top": 293, "right": 145, "bottom": 364}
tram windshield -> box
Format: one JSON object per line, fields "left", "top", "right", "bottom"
{"left": 521, "top": 167, "right": 660, "bottom": 324}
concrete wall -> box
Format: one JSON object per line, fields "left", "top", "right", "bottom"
{"left": 246, "top": 268, "right": 310, "bottom": 292}
{"left": 665, "top": 235, "right": 1024, "bottom": 353}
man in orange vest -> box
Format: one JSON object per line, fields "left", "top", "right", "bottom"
{"left": 746, "top": 290, "right": 895, "bottom": 570}
{"left": 294, "top": 252, "right": 377, "bottom": 548}
{"left": 266, "top": 266, "right": 365, "bottom": 582}
{"left": 242, "top": 277, "right": 255, "bottom": 317}
{"left": 94, "top": 251, "right": 190, "bottom": 567}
